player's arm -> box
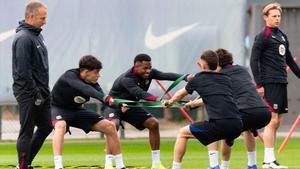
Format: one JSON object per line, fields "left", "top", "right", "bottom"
{"left": 184, "top": 98, "right": 204, "bottom": 109}
{"left": 162, "top": 88, "right": 189, "bottom": 107}
{"left": 286, "top": 42, "right": 300, "bottom": 79}
{"left": 250, "top": 34, "right": 264, "bottom": 88}
{"left": 64, "top": 71, "right": 108, "bottom": 103}
{"left": 121, "top": 77, "right": 158, "bottom": 101}
{"left": 94, "top": 85, "right": 128, "bottom": 111}
{"left": 14, "top": 37, "right": 41, "bottom": 98}
{"left": 151, "top": 68, "right": 192, "bottom": 82}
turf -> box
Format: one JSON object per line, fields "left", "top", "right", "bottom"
{"left": 0, "top": 138, "right": 299, "bottom": 169}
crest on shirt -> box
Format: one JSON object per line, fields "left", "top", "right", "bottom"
{"left": 273, "top": 104, "right": 278, "bottom": 110}
{"left": 74, "top": 96, "right": 86, "bottom": 104}
{"left": 278, "top": 44, "right": 286, "bottom": 56}
{"left": 56, "top": 115, "right": 62, "bottom": 120}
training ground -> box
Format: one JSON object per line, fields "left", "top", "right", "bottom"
{"left": 0, "top": 138, "right": 299, "bottom": 169}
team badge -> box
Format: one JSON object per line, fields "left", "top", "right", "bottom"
{"left": 74, "top": 96, "right": 86, "bottom": 103}
{"left": 56, "top": 115, "right": 62, "bottom": 120}
{"left": 279, "top": 44, "right": 286, "bottom": 56}
{"left": 273, "top": 104, "right": 278, "bottom": 110}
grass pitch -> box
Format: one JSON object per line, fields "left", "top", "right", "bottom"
{"left": 0, "top": 138, "right": 299, "bottom": 169}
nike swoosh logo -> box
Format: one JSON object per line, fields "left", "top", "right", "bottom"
{"left": 0, "top": 29, "right": 16, "bottom": 42}
{"left": 145, "top": 22, "right": 199, "bottom": 49}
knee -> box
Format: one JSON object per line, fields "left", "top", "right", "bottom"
{"left": 112, "top": 119, "right": 120, "bottom": 131}
{"left": 177, "top": 127, "right": 189, "bottom": 138}
{"left": 104, "top": 121, "right": 117, "bottom": 135}
{"left": 145, "top": 118, "right": 159, "bottom": 130}
{"left": 177, "top": 128, "right": 185, "bottom": 137}
{"left": 269, "top": 118, "right": 281, "bottom": 129}
{"left": 54, "top": 121, "right": 67, "bottom": 132}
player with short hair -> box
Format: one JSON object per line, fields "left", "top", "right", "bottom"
{"left": 51, "top": 55, "right": 126, "bottom": 169}
{"left": 163, "top": 50, "right": 243, "bottom": 169}
{"left": 104, "top": 53, "right": 192, "bottom": 169}
{"left": 251, "top": 2, "right": 300, "bottom": 168}
{"left": 187, "top": 48, "right": 271, "bottom": 169}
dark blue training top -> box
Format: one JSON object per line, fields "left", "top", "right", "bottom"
{"left": 221, "top": 65, "right": 268, "bottom": 111}
{"left": 185, "top": 71, "right": 240, "bottom": 120}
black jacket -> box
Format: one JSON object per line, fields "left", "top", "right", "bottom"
{"left": 12, "top": 21, "right": 49, "bottom": 100}
{"left": 109, "top": 67, "right": 184, "bottom": 101}
{"left": 250, "top": 26, "right": 300, "bottom": 86}
{"left": 51, "top": 69, "right": 108, "bottom": 108}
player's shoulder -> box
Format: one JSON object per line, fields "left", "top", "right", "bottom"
{"left": 13, "top": 31, "right": 33, "bottom": 45}
{"left": 278, "top": 29, "right": 288, "bottom": 39}
{"left": 255, "top": 27, "right": 271, "bottom": 40}
{"left": 233, "top": 64, "right": 247, "bottom": 71}
{"left": 63, "top": 68, "right": 79, "bottom": 78}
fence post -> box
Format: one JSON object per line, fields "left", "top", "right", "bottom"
{"left": 120, "top": 127, "right": 125, "bottom": 139}
{"left": 0, "top": 105, "right": 2, "bottom": 140}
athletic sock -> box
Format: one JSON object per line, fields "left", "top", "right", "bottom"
{"left": 264, "top": 148, "right": 275, "bottom": 163}
{"left": 105, "top": 154, "right": 114, "bottom": 165}
{"left": 152, "top": 150, "right": 161, "bottom": 165}
{"left": 247, "top": 151, "right": 257, "bottom": 166}
{"left": 114, "top": 154, "right": 125, "bottom": 169}
{"left": 220, "top": 160, "right": 230, "bottom": 169}
{"left": 172, "top": 161, "right": 181, "bottom": 169}
{"left": 208, "top": 150, "right": 219, "bottom": 167}
{"left": 54, "top": 155, "right": 63, "bottom": 169}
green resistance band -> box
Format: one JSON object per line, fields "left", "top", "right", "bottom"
{"left": 159, "top": 74, "right": 186, "bottom": 100}
{"left": 114, "top": 98, "right": 186, "bottom": 108}
{"left": 113, "top": 75, "right": 187, "bottom": 108}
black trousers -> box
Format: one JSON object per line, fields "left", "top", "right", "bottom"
{"left": 16, "top": 96, "right": 52, "bottom": 168}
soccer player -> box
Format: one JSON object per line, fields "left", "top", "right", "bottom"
{"left": 187, "top": 49, "right": 272, "bottom": 169}
{"left": 12, "top": 2, "right": 52, "bottom": 169}
{"left": 163, "top": 50, "right": 243, "bottom": 169}
{"left": 51, "top": 55, "right": 126, "bottom": 169}
{"left": 250, "top": 2, "right": 300, "bottom": 168}
{"left": 104, "top": 53, "right": 192, "bottom": 169}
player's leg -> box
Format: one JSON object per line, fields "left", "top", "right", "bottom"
{"left": 207, "top": 142, "right": 220, "bottom": 169}
{"left": 52, "top": 120, "right": 67, "bottom": 169}
{"left": 220, "top": 140, "right": 230, "bottom": 169}
{"left": 143, "top": 117, "right": 165, "bottom": 169}
{"left": 243, "top": 131, "right": 257, "bottom": 169}
{"left": 263, "top": 84, "right": 288, "bottom": 168}
{"left": 28, "top": 99, "right": 52, "bottom": 166}
{"left": 92, "top": 119, "right": 125, "bottom": 169}
{"left": 172, "top": 126, "right": 194, "bottom": 169}
{"left": 16, "top": 98, "right": 36, "bottom": 169}
{"left": 103, "top": 107, "right": 122, "bottom": 169}
{"left": 263, "top": 112, "right": 284, "bottom": 168}
{"left": 217, "top": 118, "right": 243, "bottom": 169}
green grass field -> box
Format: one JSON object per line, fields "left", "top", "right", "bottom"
{"left": 0, "top": 138, "right": 299, "bottom": 169}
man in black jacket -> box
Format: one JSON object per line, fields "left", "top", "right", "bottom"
{"left": 250, "top": 2, "right": 300, "bottom": 169}
{"left": 12, "top": 2, "right": 52, "bottom": 169}
{"left": 104, "top": 54, "right": 192, "bottom": 169}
